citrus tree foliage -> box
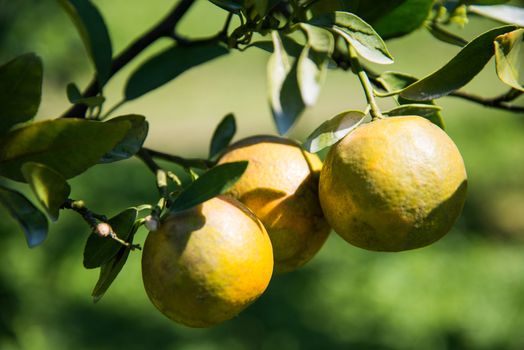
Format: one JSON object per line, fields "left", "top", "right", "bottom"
{"left": 0, "top": 0, "right": 523, "bottom": 301}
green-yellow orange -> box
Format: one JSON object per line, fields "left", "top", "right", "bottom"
{"left": 141, "top": 196, "right": 273, "bottom": 328}
{"left": 218, "top": 135, "right": 330, "bottom": 273}
{"left": 319, "top": 116, "right": 467, "bottom": 251}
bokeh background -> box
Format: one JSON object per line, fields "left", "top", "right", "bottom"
{"left": 1, "top": 1, "right": 524, "bottom": 349}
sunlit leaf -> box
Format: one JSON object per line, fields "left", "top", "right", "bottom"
{"left": 400, "top": 25, "right": 517, "bottom": 100}
{"left": 99, "top": 115, "right": 149, "bottom": 163}
{"left": 468, "top": 5, "right": 524, "bottom": 26}
{"left": 21, "top": 162, "right": 71, "bottom": 221}
{"left": 384, "top": 104, "right": 442, "bottom": 117}
{"left": 125, "top": 44, "right": 229, "bottom": 100}
{"left": 209, "top": 113, "right": 236, "bottom": 160}
{"left": 171, "top": 161, "right": 248, "bottom": 213}
{"left": 494, "top": 29, "right": 524, "bottom": 91}
{"left": 58, "top": 0, "right": 113, "bottom": 86}
{"left": 0, "top": 53, "right": 43, "bottom": 134}
{"left": 303, "top": 110, "right": 366, "bottom": 153}
{"left": 0, "top": 185, "right": 48, "bottom": 248}
{"left": 0, "top": 118, "right": 130, "bottom": 182}
{"left": 83, "top": 208, "right": 138, "bottom": 269}
{"left": 310, "top": 11, "right": 393, "bottom": 64}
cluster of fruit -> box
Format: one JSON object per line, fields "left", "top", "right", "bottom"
{"left": 141, "top": 116, "right": 468, "bottom": 327}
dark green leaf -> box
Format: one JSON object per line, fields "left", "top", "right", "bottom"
{"left": 21, "top": 162, "right": 71, "bottom": 221}
{"left": 268, "top": 31, "right": 305, "bottom": 135}
{"left": 58, "top": 0, "right": 113, "bottom": 86}
{"left": 426, "top": 24, "right": 468, "bottom": 47}
{"left": 461, "top": 0, "right": 510, "bottom": 5}
{"left": 310, "top": 0, "right": 434, "bottom": 40}
{"left": 92, "top": 246, "right": 131, "bottom": 302}
{"left": 125, "top": 44, "right": 229, "bottom": 100}
{"left": 494, "top": 29, "right": 524, "bottom": 91}
{"left": 66, "top": 83, "right": 105, "bottom": 107}
{"left": 171, "top": 161, "right": 248, "bottom": 213}
{"left": 303, "top": 110, "right": 366, "bottom": 153}
{"left": 400, "top": 25, "right": 518, "bottom": 101}
{"left": 384, "top": 104, "right": 442, "bottom": 117}
{"left": 0, "top": 185, "right": 48, "bottom": 248}
{"left": 0, "top": 118, "right": 131, "bottom": 182}
{"left": 83, "top": 208, "right": 138, "bottom": 269}
{"left": 208, "top": 0, "right": 244, "bottom": 12}
{"left": 310, "top": 12, "right": 393, "bottom": 64}
{"left": 209, "top": 114, "right": 236, "bottom": 160}
{"left": 99, "top": 115, "right": 149, "bottom": 163}
{"left": 378, "top": 71, "right": 445, "bottom": 129}
{"left": 468, "top": 5, "right": 524, "bottom": 26}
{"left": 0, "top": 53, "right": 43, "bottom": 134}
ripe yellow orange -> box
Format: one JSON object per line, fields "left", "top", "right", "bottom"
{"left": 141, "top": 196, "right": 273, "bottom": 327}
{"left": 217, "top": 135, "right": 330, "bottom": 273}
{"left": 319, "top": 116, "right": 467, "bottom": 251}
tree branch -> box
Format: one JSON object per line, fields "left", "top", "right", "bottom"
{"left": 449, "top": 89, "right": 524, "bottom": 112}
{"left": 62, "top": 0, "right": 196, "bottom": 118}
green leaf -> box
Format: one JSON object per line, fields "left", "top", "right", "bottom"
{"left": 83, "top": 208, "right": 138, "bottom": 269}
{"left": 0, "top": 118, "right": 130, "bottom": 182}
{"left": 400, "top": 25, "right": 518, "bottom": 101}
{"left": 248, "top": 37, "right": 303, "bottom": 57}
{"left": 21, "top": 162, "right": 71, "bottom": 221}
{"left": 378, "top": 71, "right": 445, "bottom": 129}
{"left": 384, "top": 104, "right": 442, "bottom": 117}
{"left": 0, "top": 185, "right": 48, "bottom": 248}
{"left": 0, "top": 53, "right": 43, "bottom": 134}
{"left": 208, "top": 0, "right": 244, "bottom": 12}
{"left": 297, "top": 24, "right": 333, "bottom": 106}
{"left": 268, "top": 31, "right": 305, "bottom": 135}
{"left": 309, "top": 0, "right": 434, "bottom": 40}
{"left": 58, "top": 0, "right": 113, "bottom": 86}
{"left": 494, "top": 29, "right": 524, "bottom": 91}
{"left": 99, "top": 115, "right": 149, "bottom": 163}
{"left": 171, "top": 161, "right": 248, "bottom": 213}
{"left": 92, "top": 246, "right": 131, "bottom": 302}
{"left": 209, "top": 113, "right": 236, "bottom": 160}
{"left": 469, "top": 5, "right": 524, "bottom": 26}
{"left": 310, "top": 12, "right": 393, "bottom": 64}
{"left": 426, "top": 24, "right": 469, "bottom": 47}
{"left": 66, "top": 83, "right": 105, "bottom": 107}
{"left": 125, "top": 44, "right": 229, "bottom": 101}
{"left": 303, "top": 110, "right": 366, "bottom": 153}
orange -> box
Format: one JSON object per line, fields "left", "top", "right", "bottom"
{"left": 218, "top": 135, "right": 330, "bottom": 273}
{"left": 319, "top": 116, "right": 467, "bottom": 251}
{"left": 141, "top": 196, "right": 273, "bottom": 327}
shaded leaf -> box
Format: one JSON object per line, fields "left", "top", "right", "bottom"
{"left": 58, "top": 0, "right": 113, "bottom": 86}
{"left": 468, "top": 5, "right": 524, "bottom": 26}
{"left": 303, "top": 110, "right": 366, "bottom": 153}
{"left": 494, "top": 29, "right": 524, "bottom": 91}
{"left": 0, "top": 53, "right": 43, "bottom": 134}
{"left": 209, "top": 113, "right": 236, "bottom": 160}
{"left": 268, "top": 31, "right": 305, "bottom": 135}
{"left": 384, "top": 104, "right": 442, "bottom": 117}
{"left": 0, "top": 185, "right": 48, "bottom": 248}
{"left": 310, "top": 11, "right": 393, "bottom": 64}
{"left": 99, "top": 115, "right": 148, "bottom": 163}
{"left": 401, "top": 25, "right": 517, "bottom": 100}
{"left": 171, "top": 161, "right": 248, "bottom": 213}
{"left": 378, "top": 71, "right": 445, "bottom": 129}
{"left": 83, "top": 208, "right": 138, "bottom": 269}
{"left": 297, "top": 24, "right": 333, "bottom": 106}
{"left": 66, "top": 83, "right": 105, "bottom": 107}
{"left": 21, "top": 162, "right": 71, "bottom": 221}
{"left": 426, "top": 24, "right": 468, "bottom": 47}
{"left": 247, "top": 37, "right": 303, "bottom": 57}
{"left": 209, "top": 0, "right": 244, "bottom": 12}
{"left": 0, "top": 118, "right": 130, "bottom": 182}
{"left": 92, "top": 246, "right": 130, "bottom": 302}
{"left": 125, "top": 44, "right": 229, "bottom": 100}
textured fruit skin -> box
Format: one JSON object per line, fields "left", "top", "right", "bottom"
{"left": 141, "top": 196, "right": 273, "bottom": 328}
{"left": 319, "top": 116, "right": 467, "bottom": 251}
{"left": 217, "top": 135, "right": 330, "bottom": 273}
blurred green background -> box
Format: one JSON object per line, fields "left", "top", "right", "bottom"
{"left": 2, "top": 1, "right": 524, "bottom": 349}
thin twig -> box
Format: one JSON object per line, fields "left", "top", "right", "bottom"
{"left": 449, "top": 90, "right": 524, "bottom": 112}
{"left": 62, "top": 0, "right": 196, "bottom": 118}
{"left": 144, "top": 147, "right": 213, "bottom": 169}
